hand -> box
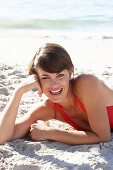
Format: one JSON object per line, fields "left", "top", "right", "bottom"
{"left": 29, "top": 121, "right": 51, "bottom": 141}
{"left": 16, "top": 75, "right": 42, "bottom": 97}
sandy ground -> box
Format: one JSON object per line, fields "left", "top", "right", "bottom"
{"left": 0, "top": 30, "right": 113, "bottom": 169}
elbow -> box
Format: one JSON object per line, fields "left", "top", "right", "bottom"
{"left": 0, "top": 139, "right": 6, "bottom": 145}
{"left": 99, "top": 134, "right": 111, "bottom": 143}
{"left": 0, "top": 131, "right": 6, "bottom": 144}
{"left": 0, "top": 136, "right": 12, "bottom": 145}
{"left": 102, "top": 136, "right": 111, "bottom": 142}
{"left": 0, "top": 133, "right": 13, "bottom": 145}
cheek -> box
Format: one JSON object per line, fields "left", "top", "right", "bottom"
{"left": 40, "top": 80, "right": 50, "bottom": 90}
{"left": 60, "top": 77, "right": 70, "bottom": 87}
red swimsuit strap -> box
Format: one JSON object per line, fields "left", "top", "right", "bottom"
{"left": 54, "top": 102, "right": 57, "bottom": 119}
{"left": 54, "top": 103, "right": 85, "bottom": 131}
{"left": 53, "top": 91, "right": 87, "bottom": 131}
{"left": 73, "top": 92, "right": 86, "bottom": 113}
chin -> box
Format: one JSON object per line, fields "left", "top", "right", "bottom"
{"left": 48, "top": 93, "right": 66, "bottom": 103}
{"left": 50, "top": 97, "right": 63, "bottom": 103}
{"left": 44, "top": 88, "right": 68, "bottom": 103}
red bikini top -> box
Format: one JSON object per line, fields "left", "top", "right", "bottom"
{"left": 54, "top": 92, "right": 113, "bottom": 130}
{"left": 54, "top": 92, "right": 87, "bottom": 131}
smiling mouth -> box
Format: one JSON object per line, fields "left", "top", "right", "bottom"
{"left": 49, "top": 88, "right": 63, "bottom": 95}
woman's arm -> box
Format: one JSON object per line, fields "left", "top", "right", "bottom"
{"left": 12, "top": 100, "right": 53, "bottom": 141}
{"left": 0, "top": 75, "right": 42, "bottom": 144}
{"left": 29, "top": 122, "right": 110, "bottom": 145}
{"left": 74, "top": 74, "right": 111, "bottom": 142}
{"left": 49, "top": 128, "right": 110, "bottom": 145}
{"left": 0, "top": 89, "right": 23, "bottom": 144}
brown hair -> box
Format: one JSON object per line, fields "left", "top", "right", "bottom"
{"left": 29, "top": 43, "right": 74, "bottom": 75}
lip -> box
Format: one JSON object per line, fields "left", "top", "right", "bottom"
{"left": 49, "top": 88, "right": 63, "bottom": 96}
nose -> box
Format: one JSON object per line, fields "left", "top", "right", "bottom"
{"left": 50, "top": 78, "right": 59, "bottom": 86}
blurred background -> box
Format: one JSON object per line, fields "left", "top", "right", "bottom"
{"left": 0, "top": 0, "right": 113, "bottom": 32}
{"left": 0, "top": 0, "right": 113, "bottom": 70}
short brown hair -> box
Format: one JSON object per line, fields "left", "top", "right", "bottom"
{"left": 29, "top": 43, "right": 74, "bottom": 75}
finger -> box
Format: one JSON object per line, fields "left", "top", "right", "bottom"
{"left": 31, "top": 123, "right": 36, "bottom": 128}
{"left": 34, "top": 75, "right": 43, "bottom": 97}
{"left": 38, "top": 90, "right": 42, "bottom": 97}
{"left": 36, "top": 81, "right": 42, "bottom": 96}
{"left": 30, "top": 128, "right": 33, "bottom": 132}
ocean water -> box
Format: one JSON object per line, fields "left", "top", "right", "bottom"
{"left": 0, "top": 0, "right": 113, "bottom": 32}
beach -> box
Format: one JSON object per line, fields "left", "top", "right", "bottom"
{"left": 0, "top": 29, "right": 113, "bottom": 169}
{"left": 1, "top": 1, "right": 113, "bottom": 169}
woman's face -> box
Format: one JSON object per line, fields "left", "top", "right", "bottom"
{"left": 36, "top": 68, "right": 72, "bottom": 103}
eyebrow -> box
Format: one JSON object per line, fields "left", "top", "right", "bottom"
{"left": 41, "top": 74, "right": 49, "bottom": 77}
{"left": 41, "top": 72, "right": 63, "bottom": 77}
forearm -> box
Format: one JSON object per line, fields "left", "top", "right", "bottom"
{"left": 49, "top": 129, "right": 106, "bottom": 145}
{"left": 0, "top": 88, "right": 23, "bottom": 144}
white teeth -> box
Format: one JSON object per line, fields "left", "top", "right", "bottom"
{"left": 50, "top": 89, "right": 62, "bottom": 94}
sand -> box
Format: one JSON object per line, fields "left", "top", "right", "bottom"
{"left": 0, "top": 30, "right": 113, "bottom": 169}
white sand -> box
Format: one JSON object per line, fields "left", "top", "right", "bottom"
{"left": 0, "top": 30, "right": 113, "bottom": 169}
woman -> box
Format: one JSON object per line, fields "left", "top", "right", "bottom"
{"left": 0, "top": 43, "right": 113, "bottom": 145}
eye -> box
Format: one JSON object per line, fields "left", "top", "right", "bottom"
{"left": 57, "top": 74, "right": 64, "bottom": 77}
{"left": 42, "top": 77, "right": 50, "bottom": 80}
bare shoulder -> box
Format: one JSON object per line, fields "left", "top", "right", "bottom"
{"left": 72, "top": 74, "right": 103, "bottom": 100}
{"left": 72, "top": 74, "right": 101, "bottom": 88}
{"left": 73, "top": 73, "right": 100, "bottom": 84}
